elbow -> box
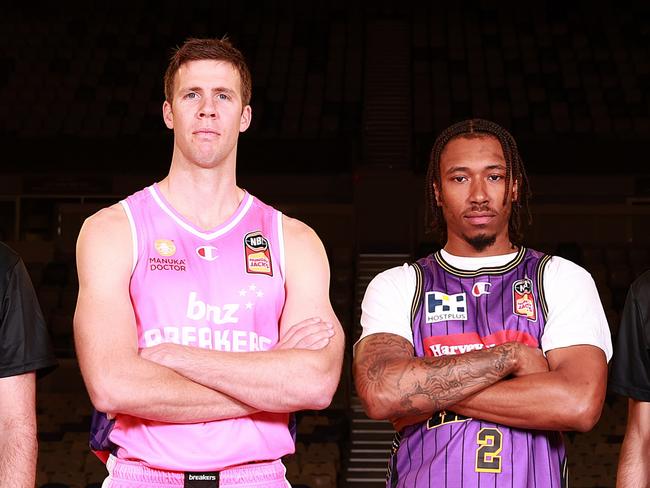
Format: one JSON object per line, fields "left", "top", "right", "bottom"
{"left": 304, "top": 392, "right": 333, "bottom": 411}
{"left": 359, "top": 390, "right": 399, "bottom": 420}
{"left": 296, "top": 355, "right": 342, "bottom": 411}
{"left": 85, "top": 377, "right": 126, "bottom": 415}
{"left": 87, "top": 385, "right": 117, "bottom": 414}
{"left": 565, "top": 397, "right": 603, "bottom": 433}
{"left": 299, "top": 373, "right": 340, "bottom": 411}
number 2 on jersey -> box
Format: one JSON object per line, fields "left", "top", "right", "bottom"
{"left": 475, "top": 427, "right": 503, "bottom": 473}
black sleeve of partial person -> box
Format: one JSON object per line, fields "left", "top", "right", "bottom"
{"left": 609, "top": 273, "right": 650, "bottom": 402}
{"left": 0, "top": 257, "right": 58, "bottom": 379}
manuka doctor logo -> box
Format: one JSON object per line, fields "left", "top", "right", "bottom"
{"left": 149, "top": 257, "right": 186, "bottom": 272}
{"left": 425, "top": 291, "right": 468, "bottom": 323}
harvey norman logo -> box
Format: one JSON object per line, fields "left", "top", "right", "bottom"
{"left": 425, "top": 291, "right": 467, "bottom": 323}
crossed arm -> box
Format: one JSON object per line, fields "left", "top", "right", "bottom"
{"left": 139, "top": 215, "right": 344, "bottom": 412}
{"left": 353, "top": 332, "right": 607, "bottom": 432}
{"left": 0, "top": 373, "right": 37, "bottom": 488}
{"left": 74, "top": 206, "right": 343, "bottom": 422}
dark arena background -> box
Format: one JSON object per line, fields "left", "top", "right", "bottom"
{"left": 2, "top": 1, "right": 649, "bottom": 487}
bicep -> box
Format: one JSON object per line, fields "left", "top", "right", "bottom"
{"left": 73, "top": 210, "right": 138, "bottom": 389}
{"left": 542, "top": 258, "right": 612, "bottom": 360}
{"left": 547, "top": 344, "right": 607, "bottom": 372}
{"left": 357, "top": 265, "right": 415, "bottom": 346}
{"left": 279, "top": 219, "right": 343, "bottom": 351}
{"left": 546, "top": 344, "right": 608, "bottom": 397}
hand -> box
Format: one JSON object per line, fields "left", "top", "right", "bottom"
{"left": 275, "top": 317, "right": 334, "bottom": 351}
{"left": 511, "top": 342, "right": 549, "bottom": 377}
{"left": 140, "top": 342, "right": 183, "bottom": 368}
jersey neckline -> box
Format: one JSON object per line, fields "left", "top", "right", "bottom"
{"left": 148, "top": 183, "right": 254, "bottom": 241}
{"left": 433, "top": 246, "right": 527, "bottom": 277}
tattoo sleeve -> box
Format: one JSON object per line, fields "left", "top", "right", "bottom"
{"left": 353, "top": 333, "right": 518, "bottom": 419}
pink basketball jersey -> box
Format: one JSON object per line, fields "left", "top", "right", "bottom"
{"left": 110, "top": 183, "right": 294, "bottom": 471}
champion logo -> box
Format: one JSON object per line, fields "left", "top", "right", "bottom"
{"left": 196, "top": 245, "right": 219, "bottom": 261}
{"left": 471, "top": 282, "right": 491, "bottom": 297}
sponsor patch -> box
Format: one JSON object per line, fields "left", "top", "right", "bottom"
{"left": 471, "top": 282, "right": 491, "bottom": 297}
{"left": 422, "top": 330, "right": 539, "bottom": 357}
{"left": 425, "top": 291, "right": 467, "bottom": 323}
{"left": 244, "top": 231, "right": 273, "bottom": 276}
{"left": 184, "top": 471, "right": 218, "bottom": 488}
{"left": 513, "top": 278, "right": 537, "bottom": 321}
{"left": 154, "top": 239, "right": 176, "bottom": 257}
{"left": 148, "top": 257, "right": 186, "bottom": 272}
{"left": 196, "top": 245, "right": 219, "bottom": 261}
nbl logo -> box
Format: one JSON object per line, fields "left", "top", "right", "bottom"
{"left": 244, "top": 231, "right": 273, "bottom": 276}
{"left": 513, "top": 278, "right": 537, "bottom": 321}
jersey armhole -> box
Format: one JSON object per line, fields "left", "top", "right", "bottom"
{"left": 119, "top": 200, "right": 138, "bottom": 275}
{"left": 536, "top": 254, "right": 552, "bottom": 322}
{"left": 277, "top": 211, "right": 286, "bottom": 284}
{"left": 410, "top": 262, "right": 424, "bottom": 325}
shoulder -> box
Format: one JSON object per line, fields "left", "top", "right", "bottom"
{"left": 281, "top": 215, "right": 323, "bottom": 250}
{"left": 79, "top": 204, "right": 130, "bottom": 241}
{"left": 543, "top": 255, "right": 593, "bottom": 282}
{"left": 77, "top": 204, "right": 132, "bottom": 270}
{"left": 364, "top": 263, "right": 416, "bottom": 305}
{"left": 369, "top": 263, "right": 416, "bottom": 290}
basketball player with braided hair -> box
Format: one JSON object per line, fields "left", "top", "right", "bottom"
{"left": 354, "top": 119, "right": 612, "bottom": 487}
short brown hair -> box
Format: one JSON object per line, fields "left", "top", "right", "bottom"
{"left": 163, "top": 37, "right": 252, "bottom": 106}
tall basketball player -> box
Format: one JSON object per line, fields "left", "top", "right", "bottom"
{"left": 74, "top": 38, "right": 344, "bottom": 487}
{"left": 353, "top": 119, "right": 611, "bottom": 487}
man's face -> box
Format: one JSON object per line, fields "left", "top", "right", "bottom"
{"left": 162, "top": 59, "right": 251, "bottom": 168}
{"left": 434, "top": 135, "right": 518, "bottom": 254}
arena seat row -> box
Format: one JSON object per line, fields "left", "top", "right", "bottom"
{"left": 2, "top": 3, "right": 648, "bottom": 148}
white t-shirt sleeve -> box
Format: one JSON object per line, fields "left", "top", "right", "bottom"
{"left": 541, "top": 256, "right": 613, "bottom": 361}
{"left": 357, "top": 264, "right": 416, "bottom": 347}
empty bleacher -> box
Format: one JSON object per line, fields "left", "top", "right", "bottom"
{"left": 1, "top": 2, "right": 649, "bottom": 487}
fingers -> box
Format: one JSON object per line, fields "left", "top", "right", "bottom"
{"left": 277, "top": 317, "right": 322, "bottom": 345}
{"left": 512, "top": 344, "right": 549, "bottom": 376}
{"left": 276, "top": 319, "right": 334, "bottom": 350}
{"left": 294, "top": 328, "right": 334, "bottom": 350}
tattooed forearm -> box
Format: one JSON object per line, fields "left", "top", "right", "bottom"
{"left": 353, "top": 333, "right": 520, "bottom": 420}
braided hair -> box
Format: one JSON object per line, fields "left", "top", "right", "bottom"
{"left": 425, "top": 119, "right": 532, "bottom": 246}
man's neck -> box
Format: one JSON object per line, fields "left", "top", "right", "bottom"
{"left": 158, "top": 160, "right": 244, "bottom": 232}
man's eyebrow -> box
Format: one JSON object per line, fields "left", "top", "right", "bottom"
{"left": 180, "top": 86, "right": 237, "bottom": 94}
{"left": 445, "top": 163, "right": 506, "bottom": 173}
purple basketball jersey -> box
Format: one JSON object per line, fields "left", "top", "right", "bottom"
{"left": 387, "top": 248, "right": 568, "bottom": 488}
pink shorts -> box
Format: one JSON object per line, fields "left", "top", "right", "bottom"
{"left": 102, "top": 455, "right": 291, "bottom": 487}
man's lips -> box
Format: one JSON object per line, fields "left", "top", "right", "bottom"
{"left": 194, "top": 128, "right": 220, "bottom": 136}
{"left": 464, "top": 213, "right": 495, "bottom": 225}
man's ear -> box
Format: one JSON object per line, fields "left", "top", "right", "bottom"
{"left": 433, "top": 182, "right": 442, "bottom": 206}
{"left": 163, "top": 100, "right": 173, "bottom": 129}
{"left": 239, "top": 105, "right": 252, "bottom": 132}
